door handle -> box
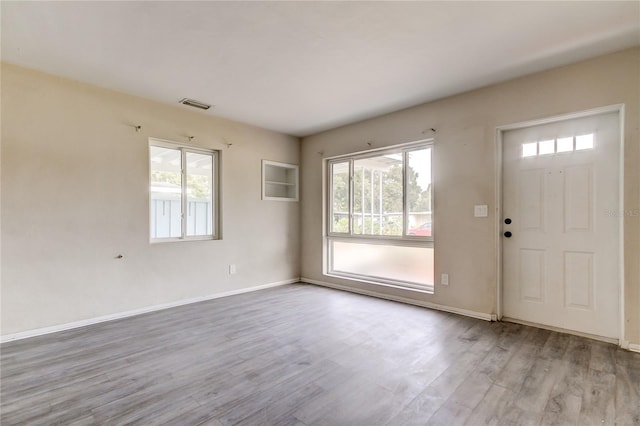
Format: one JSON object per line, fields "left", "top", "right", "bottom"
{"left": 504, "top": 231, "right": 512, "bottom": 238}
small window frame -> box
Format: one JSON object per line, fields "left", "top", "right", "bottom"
{"left": 149, "top": 138, "right": 220, "bottom": 243}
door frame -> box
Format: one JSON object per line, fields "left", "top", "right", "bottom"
{"left": 495, "top": 104, "right": 625, "bottom": 345}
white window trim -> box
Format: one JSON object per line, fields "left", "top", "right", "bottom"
{"left": 149, "top": 138, "right": 220, "bottom": 243}
{"left": 325, "top": 139, "right": 434, "bottom": 292}
{"left": 326, "top": 140, "right": 433, "bottom": 241}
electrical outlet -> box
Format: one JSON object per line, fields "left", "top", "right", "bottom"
{"left": 441, "top": 273, "right": 449, "bottom": 286}
{"left": 229, "top": 264, "right": 237, "bottom": 275}
{"left": 474, "top": 205, "right": 488, "bottom": 217}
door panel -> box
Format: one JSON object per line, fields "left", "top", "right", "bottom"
{"left": 563, "top": 251, "right": 593, "bottom": 309}
{"left": 564, "top": 165, "right": 593, "bottom": 232}
{"left": 519, "top": 248, "right": 545, "bottom": 302}
{"left": 519, "top": 169, "right": 545, "bottom": 230}
{"left": 502, "top": 111, "right": 619, "bottom": 339}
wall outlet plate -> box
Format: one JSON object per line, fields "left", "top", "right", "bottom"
{"left": 474, "top": 205, "right": 488, "bottom": 217}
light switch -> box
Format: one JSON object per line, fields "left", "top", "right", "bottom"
{"left": 474, "top": 205, "right": 488, "bottom": 217}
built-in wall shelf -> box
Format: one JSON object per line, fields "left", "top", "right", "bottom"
{"left": 262, "top": 160, "right": 299, "bottom": 201}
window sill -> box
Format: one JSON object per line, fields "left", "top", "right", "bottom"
{"left": 325, "top": 272, "right": 434, "bottom": 295}
{"left": 150, "top": 236, "right": 219, "bottom": 244}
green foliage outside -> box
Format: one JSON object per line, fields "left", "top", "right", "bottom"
{"left": 332, "top": 164, "right": 431, "bottom": 236}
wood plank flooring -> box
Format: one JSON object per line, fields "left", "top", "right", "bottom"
{"left": 1, "top": 283, "right": 639, "bottom": 425}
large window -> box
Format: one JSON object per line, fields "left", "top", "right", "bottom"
{"left": 327, "top": 142, "right": 434, "bottom": 292}
{"left": 149, "top": 139, "right": 219, "bottom": 241}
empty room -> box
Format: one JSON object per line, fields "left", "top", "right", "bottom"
{"left": 1, "top": 1, "right": 639, "bottom": 425}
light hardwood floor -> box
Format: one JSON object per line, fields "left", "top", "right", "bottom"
{"left": 1, "top": 283, "right": 639, "bottom": 425}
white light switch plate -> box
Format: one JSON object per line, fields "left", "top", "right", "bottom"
{"left": 474, "top": 205, "right": 488, "bottom": 217}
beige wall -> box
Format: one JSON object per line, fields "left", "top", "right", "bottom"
{"left": 300, "top": 48, "right": 640, "bottom": 345}
{"left": 1, "top": 64, "right": 300, "bottom": 336}
{"left": 2, "top": 48, "right": 639, "bottom": 345}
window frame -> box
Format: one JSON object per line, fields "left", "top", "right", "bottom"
{"left": 325, "top": 140, "right": 434, "bottom": 292}
{"left": 327, "top": 140, "right": 433, "bottom": 242}
{"left": 149, "top": 138, "right": 220, "bottom": 243}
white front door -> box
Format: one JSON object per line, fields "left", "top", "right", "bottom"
{"left": 502, "top": 111, "right": 620, "bottom": 339}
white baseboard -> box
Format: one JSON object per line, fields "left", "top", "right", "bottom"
{"left": 301, "top": 277, "right": 493, "bottom": 322}
{"left": 629, "top": 343, "right": 640, "bottom": 353}
{"left": 1, "top": 278, "right": 299, "bottom": 344}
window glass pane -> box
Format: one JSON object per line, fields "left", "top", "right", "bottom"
{"left": 331, "top": 240, "right": 434, "bottom": 290}
{"left": 186, "top": 152, "right": 213, "bottom": 237}
{"left": 557, "top": 137, "right": 573, "bottom": 152}
{"left": 407, "top": 148, "right": 432, "bottom": 236}
{"left": 330, "top": 161, "right": 350, "bottom": 233}
{"left": 538, "top": 139, "right": 555, "bottom": 155}
{"left": 576, "top": 133, "right": 594, "bottom": 150}
{"left": 522, "top": 142, "right": 537, "bottom": 157}
{"left": 150, "top": 146, "right": 182, "bottom": 238}
{"left": 353, "top": 154, "right": 403, "bottom": 236}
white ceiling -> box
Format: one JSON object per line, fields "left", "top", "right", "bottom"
{"left": 2, "top": 1, "right": 639, "bottom": 137}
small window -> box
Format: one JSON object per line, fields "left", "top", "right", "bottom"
{"left": 538, "top": 139, "right": 555, "bottom": 155}
{"left": 576, "top": 133, "right": 594, "bottom": 150}
{"left": 522, "top": 142, "right": 537, "bottom": 157}
{"left": 557, "top": 137, "right": 574, "bottom": 152}
{"left": 149, "top": 139, "right": 219, "bottom": 242}
{"left": 522, "top": 134, "right": 594, "bottom": 159}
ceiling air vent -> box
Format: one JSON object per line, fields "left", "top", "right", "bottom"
{"left": 179, "top": 98, "right": 212, "bottom": 110}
